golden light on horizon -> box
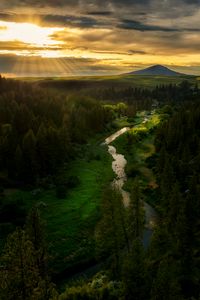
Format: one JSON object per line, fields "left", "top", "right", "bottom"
{"left": 0, "top": 16, "right": 199, "bottom": 76}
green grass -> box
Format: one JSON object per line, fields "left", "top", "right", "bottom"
{"left": 16, "top": 74, "right": 198, "bottom": 89}
{"left": 45, "top": 153, "right": 113, "bottom": 272}
{"left": 0, "top": 142, "right": 114, "bottom": 274}
{"left": 112, "top": 117, "right": 135, "bottom": 128}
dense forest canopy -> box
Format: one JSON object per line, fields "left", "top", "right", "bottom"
{"left": 0, "top": 75, "right": 200, "bottom": 299}
{"left": 0, "top": 76, "right": 113, "bottom": 186}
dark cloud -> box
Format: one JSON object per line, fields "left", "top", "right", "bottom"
{"left": 0, "top": 0, "right": 199, "bottom": 15}
{"left": 87, "top": 11, "right": 113, "bottom": 16}
{"left": 0, "top": 0, "right": 149, "bottom": 9}
{"left": 0, "top": 0, "right": 200, "bottom": 32}
{"left": 0, "top": 0, "right": 79, "bottom": 9}
{"left": 0, "top": 0, "right": 187, "bottom": 18}
{"left": 1, "top": 10, "right": 200, "bottom": 33}
{"left": 0, "top": 12, "right": 109, "bottom": 28}
{"left": 118, "top": 19, "right": 179, "bottom": 32}
{"left": 127, "top": 49, "right": 147, "bottom": 55}
{"left": 41, "top": 14, "right": 102, "bottom": 28}
{"left": 182, "top": 0, "right": 200, "bottom": 3}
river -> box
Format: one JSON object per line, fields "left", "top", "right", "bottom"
{"left": 104, "top": 126, "right": 157, "bottom": 238}
{"left": 55, "top": 124, "right": 157, "bottom": 284}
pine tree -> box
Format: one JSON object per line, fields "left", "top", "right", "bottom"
{"left": 150, "top": 257, "right": 182, "bottom": 300}
{"left": 160, "top": 158, "right": 175, "bottom": 212}
{"left": 22, "top": 129, "right": 37, "bottom": 184}
{"left": 0, "top": 212, "right": 58, "bottom": 300}
{"left": 95, "top": 187, "right": 127, "bottom": 278}
{"left": 167, "top": 182, "right": 182, "bottom": 240}
{"left": 0, "top": 228, "right": 39, "bottom": 300}
{"left": 15, "top": 145, "right": 23, "bottom": 180}
{"left": 122, "top": 238, "right": 147, "bottom": 300}
{"left": 25, "top": 207, "right": 47, "bottom": 278}
{"left": 36, "top": 123, "right": 48, "bottom": 177}
{"left": 128, "top": 179, "right": 144, "bottom": 241}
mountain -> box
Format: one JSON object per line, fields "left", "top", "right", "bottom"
{"left": 127, "top": 65, "right": 185, "bottom": 76}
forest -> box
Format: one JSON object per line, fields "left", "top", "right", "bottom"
{"left": 0, "top": 75, "right": 200, "bottom": 299}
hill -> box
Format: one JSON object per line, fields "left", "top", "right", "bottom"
{"left": 127, "top": 64, "right": 186, "bottom": 76}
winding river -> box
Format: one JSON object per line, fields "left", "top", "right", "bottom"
{"left": 104, "top": 126, "right": 157, "bottom": 235}
{"left": 55, "top": 124, "right": 157, "bottom": 283}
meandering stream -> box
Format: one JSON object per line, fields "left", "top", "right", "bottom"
{"left": 55, "top": 123, "right": 157, "bottom": 283}
{"left": 104, "top": 126, "right": 157, "bottom": 233}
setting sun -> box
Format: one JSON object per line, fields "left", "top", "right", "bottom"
{"left": 0, "top": 20, "right": 64, "bottom": 50}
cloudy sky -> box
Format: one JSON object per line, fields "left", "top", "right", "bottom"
{"left": 0, "top": 0, "right": 200, "bottom": 76}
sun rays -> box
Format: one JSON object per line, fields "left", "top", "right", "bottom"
{"left": 6, "top": 55, "right": 91, "bottom": 77}
{"left": 0, "top": 8, "right": 200, "bottom": 76}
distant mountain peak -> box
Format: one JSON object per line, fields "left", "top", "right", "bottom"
{"left": 127, "top": 65, "right": 185, "bottom": 76}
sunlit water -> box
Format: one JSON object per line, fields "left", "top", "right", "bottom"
{"left": 105, "top": 126, "right": 157, "bottom": 230}
{"left": 104, "top": 127, "right": 130, "bottom": 207}
{"left": 105, "top": 127, "right": 130, "bottom": 144}
{"left": 108, "top": 145, "right": 130, "bottom": 207}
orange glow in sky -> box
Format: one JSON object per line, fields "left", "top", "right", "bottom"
{"left": 0, "top": 5, "right": 199, "bottom": 76}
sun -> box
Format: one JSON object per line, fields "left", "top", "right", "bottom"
{"left": 0, "top": 20, "right": 64, "bottom": 49}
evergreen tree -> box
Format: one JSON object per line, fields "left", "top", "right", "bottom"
{"left": 22, "top": 129, "right": 37, "bottom": 184}
{"left": 0, "top": 228, "right": 40, "bottom": 300}
{"left": 0, "top": 213, "right": 58, "bottom": 300}
{"left": 95, "top": 187, "right": 127, "bottom": 278}
{"left": 128, "top": 179, "right": 144, "bottom": 241}
{"left": 122, "top": 238, "right": 147, "bottom": 300}
{"left": 150, "top": 257, "right": 182, "bottom": 300}
{"left": 25, "top": 207, "right": 47, "bottom": 278}
{"left": 15, "top": 145, "right": 23, "bottom": 180}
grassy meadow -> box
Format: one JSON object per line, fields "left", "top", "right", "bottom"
{"left": 1, "top": 138, "right": 114, "bottom": 274}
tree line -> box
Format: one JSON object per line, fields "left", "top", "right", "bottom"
{"left": 96, "top": 80, "right": 200, "bottom": 105}
{"left": 0, "top": 76, "right": 112, "bottom": 186}
{"left": 150, "top": 100, "right": 200, "bottom": 299}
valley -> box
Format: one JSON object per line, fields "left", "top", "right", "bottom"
{"left": 0, "top": 75, "right": 200, "bottom": 299}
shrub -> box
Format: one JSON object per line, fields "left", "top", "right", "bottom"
{"left": 56, "top": 184, "right": 67, "bottom": 199}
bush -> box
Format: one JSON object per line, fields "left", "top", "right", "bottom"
{"left": 145, "top": 154, "right": 157, "bottom": 169}
{"left": 66, "top": 176, "right": 80, "bottom": 189}
{"left": 126, "top": 164, "right": 140, "bottom": 178}
{"left": 56, "top": 184, "right": 67, "bottom": 199}
{"left": 0, "top": 222, "right": 15, "bottom": 236}
{"left": 0, "top": 200, "right": 26, "bottom": 225}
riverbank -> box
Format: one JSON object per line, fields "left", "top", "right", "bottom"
{"left": 110, "top": 110, "right": 162, "bottom": 211}
{"left": 104, "top": 111, "right": 160, "bottom": 241}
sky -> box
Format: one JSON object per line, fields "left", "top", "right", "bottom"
{"left": 0, "top": 0, "right": 200, "bottom": 76}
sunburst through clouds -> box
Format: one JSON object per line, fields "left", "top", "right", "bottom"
{"left": 0, "top": 0, "right": 200, "bottom": 76}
